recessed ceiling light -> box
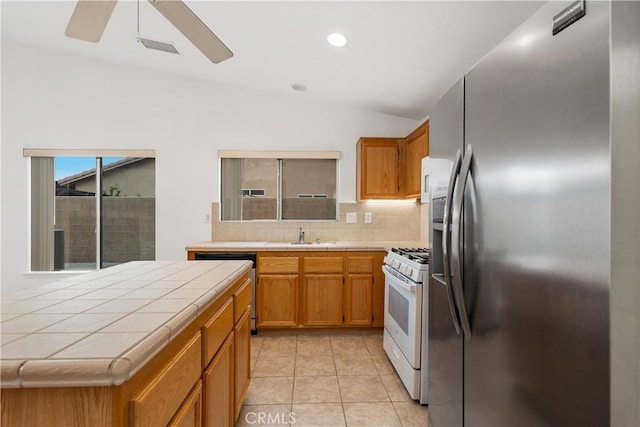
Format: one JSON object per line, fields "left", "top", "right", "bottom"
{"left": 292, "top": 83, "right": 308, "bottom": 92}
{"left": 327, "top": 32, "right": 348, "bottom": 47}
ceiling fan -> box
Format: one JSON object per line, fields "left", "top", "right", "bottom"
{"left": 64, "top": 0, "right": 233, "bottom": 63}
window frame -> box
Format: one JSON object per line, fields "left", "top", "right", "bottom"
{"left": 24, "top": 148, "right": 156, "bottom": 273}
{"left": 218, "top": 151, "right": 341, "bottom": 222}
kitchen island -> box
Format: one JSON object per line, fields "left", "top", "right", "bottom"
{"left": 1, "top": 260, "right": 252, "bottom": 427}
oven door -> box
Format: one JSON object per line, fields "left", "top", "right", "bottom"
{"left": 383, "top": 265, "right": 422, "bottom": 368}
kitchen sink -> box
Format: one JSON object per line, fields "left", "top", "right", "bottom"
{"left": 290, "top": 242, "right": 336, "bottom": 246}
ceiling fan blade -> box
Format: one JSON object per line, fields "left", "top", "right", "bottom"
{"left": 65, "top": 0, "right": 118, "bottom": 42}
{"left": 148, "top": 0, "right": 233, "bottom": 64}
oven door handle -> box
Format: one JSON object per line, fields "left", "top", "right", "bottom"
{"left": 442, "top": 148, "right": 462, "bottom": 335}
{"left": 382, "top": 266, "right": 417, "bottom": 293}
{"left": 451, "top": 144, "right": 473, "bottom": 343}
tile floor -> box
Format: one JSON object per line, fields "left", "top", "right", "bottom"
{"left": 237, "top": 330, "right": 429, "bottom": 427}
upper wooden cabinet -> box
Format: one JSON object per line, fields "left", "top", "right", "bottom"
{"left": 404, "top": 121, "right": 429, "bottom": 198}
{"left": 356, "top": 121, "right": 429, "bottom": 200}
{"left": 356, "top": 137, "right": 402, "bottom": 201}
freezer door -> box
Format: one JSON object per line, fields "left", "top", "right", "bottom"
{"left": 463, "top": 1, "right": 610, "bottom": 426}
{"left": 427, "top": 78, "right": 464, "bottom": 426}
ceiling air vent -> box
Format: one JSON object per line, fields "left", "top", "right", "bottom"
{"left": 138, "top": 37, "right": 179, "bottom": 55}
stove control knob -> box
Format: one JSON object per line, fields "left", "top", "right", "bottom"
{"left": 401, "top": 265, "right": 412, "bottom": 276}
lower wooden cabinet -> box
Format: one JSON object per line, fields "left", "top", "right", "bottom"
{"left": 345, "top": 274, "right": 373, "bottom": 326}
{"left": 301, "top": 274, "right": 344, "bottom": 326}
{"left": 257, "top": 274, "right": 298, "bottom": 327}
{"left": 203, "top": 333, "right": 234, "bottom": 427}
{"left": 257, "top": 251, "right": 385, "bottom": 329}
{"left": 346, "top": 252, "right": 386, "bottom": 327}
{"left": 169, "top": 381, "right": 203, "bottom": 427}
{"left": 132, "top": 282, "right": 252, "bottom": 427}
{"left": 234, "top": 309, "right": 251, "bottom": 422}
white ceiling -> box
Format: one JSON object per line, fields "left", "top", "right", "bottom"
{"left": 1, "top": 1, "right": 545, "bottom": 120}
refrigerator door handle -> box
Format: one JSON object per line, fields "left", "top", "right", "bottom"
{"left": 451, "top": 144, "right": 473, "bottom": 343}
{"left": 442, "top": 148, "right": 463, "bottom": 335}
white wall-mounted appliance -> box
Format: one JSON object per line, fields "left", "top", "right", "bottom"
{"left": 421, "top": 157, "right": 429, "bottom": 203}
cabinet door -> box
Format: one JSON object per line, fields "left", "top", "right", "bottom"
{"left": 357, "top": 138, "right": 401, "bottom": 200}
{"left": 234, "top": 310, "right": 251, "bottom": 422}
{"left": 345, "top": 274, "right": 373, "bottom": 326}
{"left": 257, "top": 274, "right": 298, "bottom": 327}
{"left": 301, "top": 274, "right": 344, "bottom": 327}
{"left": 404, "top": 121, "right": 429, "bottom": 198}
{"left": 203, "top": 333, "right": 234, "bottom": 427}
{"left": 168, "top": 380, "right": 202, "bottom": 427}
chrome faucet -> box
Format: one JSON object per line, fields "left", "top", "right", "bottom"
{"left": 298, "top": 227, "right": 305, "bottom": 244}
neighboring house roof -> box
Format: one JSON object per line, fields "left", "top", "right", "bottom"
{"left": 56, "top": 158, "right": 146, "bottom": 186}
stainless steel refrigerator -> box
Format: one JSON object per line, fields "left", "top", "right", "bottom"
{"left": 427, "top": 1, "right": 640, "bottom": 425}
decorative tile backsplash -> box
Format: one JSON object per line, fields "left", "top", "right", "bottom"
{"left": 211, "top": 201, "right": 429, "bottom": 243}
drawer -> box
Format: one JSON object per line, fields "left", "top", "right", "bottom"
{"left": 234, "top": 279, "right": 251, "bottom": 323}
{"left": 303, "top": 256, "right": 344, "bottom": 274}
{"left": 259, "top": 256, "right": 299, "bottom": 274}
{"left": 202, "top": 298, "right": 234, "bottom": 367}
{"left": 347, "top": 256, "right": 374, "bottom": 274}
{"left": 130, "top": 332, "right": 202, "bottom": 427}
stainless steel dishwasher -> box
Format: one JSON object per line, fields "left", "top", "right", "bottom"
{"left": 193, "top": 252, "right": 257, "bottom": 333}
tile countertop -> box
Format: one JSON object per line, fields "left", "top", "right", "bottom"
{"left": 0, "top": 260, "right": 252, "bottom": 389}
{"left": 185, "top": 240, "right": 429, "bottom": 252}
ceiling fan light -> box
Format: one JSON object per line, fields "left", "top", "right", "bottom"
{"left": 327, "top": 32, "right": 348, "bottom": 47}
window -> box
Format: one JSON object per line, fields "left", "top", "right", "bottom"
{"left": 27, "top": 150, "right": 155, "bottom": 271}
{"left": 220, "top": 152, "right": 339, "bottom": 221}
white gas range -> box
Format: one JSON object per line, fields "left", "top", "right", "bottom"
{"left": 382, "top": 247, "right": 429, "bottom": 404}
